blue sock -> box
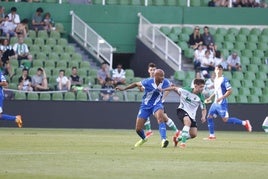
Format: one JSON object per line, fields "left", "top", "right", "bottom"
{"left": 1, "top": 114, "right": 16, "bottom": 121}
{"left": 158, "top": 122, "right": 167, "bottom": 140}
{"left": 227, "top": 117, "right": 243, "bottom": 125}
{"left": 136, "top": 129, "right": 146, "bottom": 140}
{"left": 207, "top": 118, "right": 215, "bottom": 135}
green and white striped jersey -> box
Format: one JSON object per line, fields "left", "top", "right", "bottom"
{"left": 176, "top": 87, "right": 205, "bottom": 120}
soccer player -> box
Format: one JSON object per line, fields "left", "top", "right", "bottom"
{"left": 142, "top": 63, "right": 179, "bottom": 139}
{"left": 162, "top": 78, "right": 207, "bottom": 148}
{"left": 0, "top": 64, "right": 23, "bottom": 127}
{"left": 116, "top": 69, "right": 170, "bottom": 148}
{"left": 204, "top": 64, "right": 252, "bottom": 140}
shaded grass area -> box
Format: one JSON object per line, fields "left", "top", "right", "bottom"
{"left": 0, "top": 128, "right": 267, "bottom": 179}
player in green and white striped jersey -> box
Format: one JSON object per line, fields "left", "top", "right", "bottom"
{"left": 162, "top": 78, "right": 207, "bottom": 148}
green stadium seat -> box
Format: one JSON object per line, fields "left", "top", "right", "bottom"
{"left": 68, "top": 61, "right": 79, "bottom": 69}
{"left": 78, "top": 68, "right": 88, "bottom": 78}
{"left": 38, "top": 30, "right": 49, "bottom": 39}
{"left": 260, "top": 95, "right": 268, "bottom": 103}
{"left": 214, "top": 41, "right": 222, "bottom": 49}
{"left": 8, "top": 83, "right": 17, "bottom": 90}
{"left": 239, "top": 28, "right": 250, "bottom": 36}
{"left": 241, "top": 49, "right": 253, "bottom": 58}
{"left": 173, "top": 70, "right": 186, "bottom": 81}
{"left": 53, "top": 45, "right": 65, "bottom": 54}
{"left": 179, "top": 33, "right": 190, "bottom": 42}
{"left": 224, "top": 34, "right": 236, "bottom": 42}
{"left": 34, "top": 38, "right": 45, "bottom": 46}
{"left": 246, "top": 42, "right": 257, "bottom": 51}
{"left": 247, "top": 64, "right": 259, "bottom": 72}
{"left": 24, "top": 37, "right": 33, "bottom": 46}
{"left": 251, "top": 87, "right": 262, "bottom": 96}
{"left": 223, "top": 71, "right": 232, "bottom": 79}
{"left": 106, "top": 0, "right": 119, "bottom": 4}
{"left": 50, "top": 30, "right": 61, "bottom": 39}
{"left": 160, "top": 26, "right": 171, "bottom": 35}
{"left": 227, "top": 27, "right": 239, "bottom": 36}
{"left": 79, "top": 61, "right": 91, "bottom": 69}
{"left": 28, "top": 67, "right": 39, "bottom": 76}
{"left": 56, "top": 61, "right": 67, "bottom": 69}
{"left": 170, "top": 26, "right": 182, "bottom": 35}
{"left": 119, "top": 0, "right": 130, "bottom": 5}
{"left": 28, "top": 30, "right": 36, "bottom": 39}
{"left": 48, "top": 52, "right": 59, "bottom": 61}
{"left": 231, "top": 87, "right": 239, "bottom": 96}
{"left": 64, "top": 45, "right": 75, "bottom": 54}
{"left": 178, "top": 0, "right": 187, "bottom": 6}
{"left": 214, "top": 34, "right": 224, "bottom": 43}
{"left": 46, "top": 38, "right": 57, "bottom": 46}
{"left": 27, "top": 93, "right": 39, "bottom": 100}
{"left": 223, "top": 41, "right": 234, "bottom": 50}
{"left": 254, "top": 49, "right": 265, "bottom": 58}
{"left": 125, "top": 69, "right": 134, "bottom": 79}
{"left": 41, "top": 45, "right": 52, "bottom": 54}
{"left": 247, "top": 95, "right": 260, "bottom": 103}
{"left": 254, "top": 80, "right": 266, "bottom": 88}
{"left": 130, "top": 0, "right": 142, "bottom": 5}
{"left": 261, "top": 28, "right": 268, "bottom": 35}
{"left": 76, "top": 91, "right": 88, "bottom": 101}
{"left": 72, "top": 53, "right": 83, "bottom": 61}
{"left": 259, "top": 65, "right": 268, "bottom": 72}
{"left": 236, "top": 95, "right": 248, "bottom": 103}
{"left": 52, "top": 93, "right": 63, "bottom": 101}
{"left": 14, "top": 92, "right": 26, "bottom": 100}
{"left": 228, "top": 95, "right": 236, "bottom": 103}
{"left": 255, "top": 71, "right": 267, "bottom": 80}
{"left": 186, "top": 71, "right": 195, "bottom": 79}
{"left": 153, "top": 0, "right": 165, "bottom": 6}
{"left": 184, "top": 48, "right": 194, "bottom": 58}
{"left": 240, "top": 56, "right": 250, "bottom": 65}
{"left": 64, "top": 92, "right": 76, "bottom": 101}
{"left": 191, "top": 0, "right": 201, "bottom": 6}
{"left": 241, "top": 79, "right": 253, "bottom": 88}
{"left": 230, "top": 79, "right": 241, "bottom": 88}
{"left": 44, "top": 60, "right": 56, "bottom": 68}
{"left": 39, "top": 93, "right": 51, "bottom": 100}
{"left": 177, "top": 41, "right": 188, "bottom": 51}
{"left": 239, "top": 87, "right": 251, "bottom": 96}
{"left": 236, "top": 34, "right": 247, "bottom": 43}
{"left": 181, "top": 27, "right": 193, "bottom": 35}
{"left": 248, "top": 35, "right": 258, "bottom": 43}
{"left": 258, "top": 42, "right": 268, "bottom": 51}
{"left": 168, "top": 33, "right": 179, "bottom": 43}
{"left": 215, "top": 27, "right": 228, "bottom": 36}
{"left": 55, "top": 23, "right": 65, "bottom": 35}
{"left": 244, "top": 71, "right": 256, "bottom": 80}
{"left": 259, "top": 34, "right": 268, "bottom": 43}
{"left": 250, "top": 28, "right": 262, "bottom": 36}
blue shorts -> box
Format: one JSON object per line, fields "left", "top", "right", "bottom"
{"left": 208, "top": 103, "right": 229, "bottom": 118}
{"left": 137, "top": 103, "right": 164, "bottom": 120}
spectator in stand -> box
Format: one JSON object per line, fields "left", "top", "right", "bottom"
{"left": 15, "top": 18, "right": 29, "bottom": 38}
{"left": 31, "top": 67, "right": 49, "bottom": 91}
{"left": 207, "top": 42, "right": 217, "bottom": 59}
{"left": 43, "top": 12, "right": 54, "bottom": 32}
{"left": 100, "top": 77, "right": 119, "bottom": 101}
{"left": 200, "top": 50, "right": 215, "bottom": 74}
{"left": 31, "top": 7, "right": 44, "bottom": 33}
{"left": 193, "top": 44, "right": 205, "bottom": 71}
{"left": 112, "top": 63, "right": 126, "bottom": 86}
{"left": 0, "top": 38, "right": 15, "bottom": 77}
{"left": 7, "top": 7, "right": 20, "bottom": 28}
{"left": 69, "top": 66, "right": 84, "bottom": 92}
{"left": 0, "top": 6, "right": 5, "bottom": 24}
{"left": 97, "top": 62, "right": 110, "bottom": 86}
{"left": 0, "top": 15, "right": 16, "bottom": 39}
{"left": 12, "top": 36, "right": 33, "bottom": 67}
{"left": 188, "top": 26, "right": 203, "bottom": 50}
{"left": 56, "top": 69, "right": 71, "bottom": 91}
{"left": 213, "top": 50, "right": 228, "bottom": 70}
{"left": 227, "top": 51, "right": 242, "bottom": 71}
{"left": 202, "top": 26, "right": 215, "bottom": 47}
{"left": 18, "top": 68, "right": 33, "bottom": 91}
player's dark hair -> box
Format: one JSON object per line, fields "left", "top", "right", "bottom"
{"left": 216, "top": 64, "right": 223, "bottom": 69}
{"left": 194, "top": 78, "right": 205, "bottom": 85}
{"left": 148, "top": 62, "right": 156, "bottom": 68}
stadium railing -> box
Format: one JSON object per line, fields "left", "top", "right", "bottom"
{"left": 138, "top": 13, "right": 182, "bottom": 71}
{"left": 69, "top": 11, "right": 115, "bottom": 70}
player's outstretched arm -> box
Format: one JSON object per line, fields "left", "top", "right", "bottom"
{"left": 116, "top": 82, "right": 141, "bottom": 91}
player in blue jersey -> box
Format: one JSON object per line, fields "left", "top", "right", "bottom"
{"left": 142, "top": 63, "right": 179, "bottom": 140}
{"left": 204, "top": 64, "right": 252, "bottom": 140}
{"left": 116, "top": 69, "right": 170, "bottom": 148}
{"left": 0, "top": 65, "right": 23, "bottom": 127}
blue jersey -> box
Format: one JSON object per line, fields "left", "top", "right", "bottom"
{"left": 140, "top": 78, "right": 171, "bottom": 109}
{"left": 213, "top": 76, "right": 231, "bottom": 107}
{"left": 0, "top": 71, "right": 6, "bottom": 102}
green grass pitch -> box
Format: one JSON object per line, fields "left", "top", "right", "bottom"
{"left": 0, "top": 128, "right": 267, "bottom": 179}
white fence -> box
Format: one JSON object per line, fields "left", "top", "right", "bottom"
{"left": 138, "top": 13, "right": 182, "bottom": 71}
{"left": 70, "top": 11, "right": 114, "bottom": 70}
